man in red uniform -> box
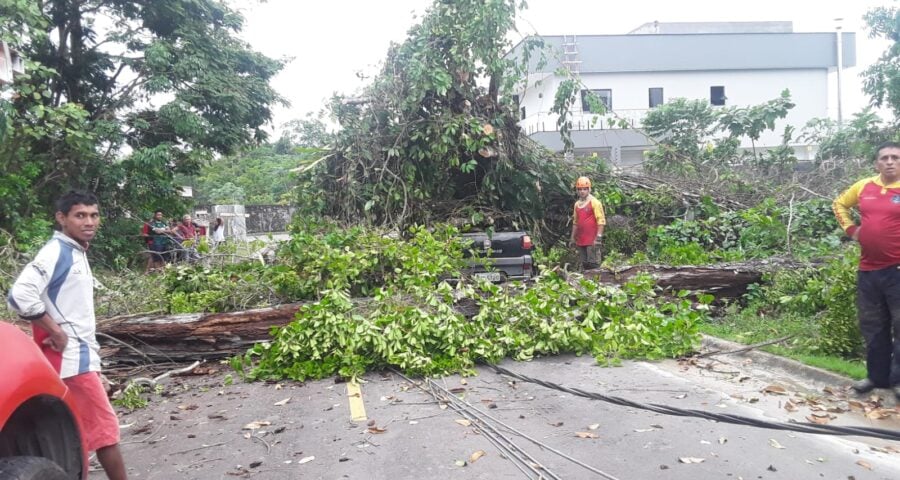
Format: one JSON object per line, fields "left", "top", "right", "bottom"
{"left": 570, "top": 176, "right": 606, "bottom": 270}
{"left": 833, "top": 141, "right": 900, "bottom": 400}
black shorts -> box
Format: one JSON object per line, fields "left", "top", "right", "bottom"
{"left": 150, "top": 242, "right": 166, "bottom": 261}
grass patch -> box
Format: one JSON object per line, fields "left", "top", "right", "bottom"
{"left": 700, "top": 307, "right": 866, "bottom": 380}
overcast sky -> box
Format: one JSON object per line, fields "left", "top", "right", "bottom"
{"left": 235, "top": 0, "right": 893, "bottom": 133}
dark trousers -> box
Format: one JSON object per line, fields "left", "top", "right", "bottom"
{"left": 577, "top": 245, "right": 600, "bottom": 270}
{"left": 857, "top": 266, "right": 900, "bottom": 387}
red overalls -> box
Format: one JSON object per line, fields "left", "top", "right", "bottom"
{"left": 575, "top": 202, "right": 599, "bottom": 246}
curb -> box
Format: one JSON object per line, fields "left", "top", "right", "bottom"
{"left": 700, "top": 334, "right": 854, "bottom": 388}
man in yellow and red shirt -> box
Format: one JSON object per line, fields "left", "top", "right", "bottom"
{"left": 833, "top": 141, "right": 900, "bottom": 400}
{"left": 570, "top": 176, "right": 606, "bottom": 270}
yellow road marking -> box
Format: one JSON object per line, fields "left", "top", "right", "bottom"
{"left": 347, "top": 380, "right": 368, "bottom": 422}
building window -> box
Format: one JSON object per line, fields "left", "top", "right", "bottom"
{"left": 581, "top": 89, "right": 612, "bottom": 113}
{"left": 520, "top": 106, "right": 526, "bottom": 120}
{"left": 710, "top": 86, "right": 726, "bottom": 106}
{"left": 512, "top": 94, "right": 520, "bottom": 106}
{"left": 649, "top": 88, "right": 664, "bottom": 108}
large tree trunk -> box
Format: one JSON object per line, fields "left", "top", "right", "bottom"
{"left": 98, "top": 303, "right": 304, "bottom": 364}
{"left": 585, "top": 259, "right": 811, "bottom": 299}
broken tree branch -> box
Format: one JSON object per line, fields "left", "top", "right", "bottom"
{"left": 696, "top": 335, "right": 795, "bottom": 358}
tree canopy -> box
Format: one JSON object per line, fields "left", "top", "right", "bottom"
{"left": 863, "top": 5, "right": 900, "bottom": 122}
{"left": 0, "top": 0, "right": 283, "bottom": 240}
{"left": 302, "top": 0, "right": 586, "bottom": 241}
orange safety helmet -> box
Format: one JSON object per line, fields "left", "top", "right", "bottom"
{"left": 575, "top": 176, "right": 591, "bottom": 189}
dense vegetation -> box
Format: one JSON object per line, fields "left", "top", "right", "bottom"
{"left": 0, "top": 0, "right": 282, "bottom": 266}
{"left": 228, "top": 222, "right": 706, "bottom": 380}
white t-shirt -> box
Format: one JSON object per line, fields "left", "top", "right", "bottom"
{"left": 212, "top": 225, "right": 225, "bottom": 242}
{"left": 7, "top": 232, "right": 101, "bottom": 378}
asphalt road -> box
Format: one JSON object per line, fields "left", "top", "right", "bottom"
{"left": 98, "top": 349, "right": 900, "bottom": 480}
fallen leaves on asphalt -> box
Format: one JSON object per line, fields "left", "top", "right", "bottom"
{"left": 469, "top": 450, "right": 485, "bottom": 463}
{"left": 769, "top": 439, "right": 786, "bottom": 449}
{"left": 762, "top": 384, "right": 788, "bottom": 395}
{"left": 678, "top": 457, "right": 705, "bottom": 464}
{"left": 806, "top": 413, "right": 833, "bottom": 425}
{"left": 575, "top": 432, "right": 599, "bottom": 439}
{"left": 243, "top": 420, "right": 271, "bottom": 430}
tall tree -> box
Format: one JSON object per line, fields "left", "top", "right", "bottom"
{"left": 863, "top": 4, "right": 900, "bottom": 121}
{"left": 312, "top": 0, "right": 582, "bottom": 241}
{"left": 0, "top": 0, "right": 283, "bottom": 239}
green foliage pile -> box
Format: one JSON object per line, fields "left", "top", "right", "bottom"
{"left": 232, "top": 272, "right": 706, "bottom": 381}
{"left": 157, "top": 221, "right": 469, "bottom": 313}
{"left": 599, "top": 183, "right": 683, "bottom": 255}
{"left": 644, "top": 199, "right": 840, "bottom": 265}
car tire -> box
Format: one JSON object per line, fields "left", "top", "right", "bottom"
{"left": 0, "top": 456, "right": 68, "bottom": 480}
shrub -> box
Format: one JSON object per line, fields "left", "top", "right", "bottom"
{"left": 818, "top": 248, "right": 864, "bottom": 357}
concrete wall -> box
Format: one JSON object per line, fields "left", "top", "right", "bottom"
{"left": 245, "top": 205, "right": 296, "bottom": 234}
{"left": 196, "top": 204, "right": 295, "bottom": 238}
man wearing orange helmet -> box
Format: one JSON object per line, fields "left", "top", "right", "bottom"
{"left": 570, "top": 176, "right": 606, "bottom": 270}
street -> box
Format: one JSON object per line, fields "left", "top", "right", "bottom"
{"left": 101, "top": 346, "right": 900, "bottom": 479}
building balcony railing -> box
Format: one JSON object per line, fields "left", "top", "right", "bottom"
{"left": 519, "top": 109, "right": 650, "bottom": 135}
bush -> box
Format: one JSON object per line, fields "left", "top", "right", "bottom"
{"left": 818, "top": 248, "right": 864, "bottom": 357}
{"left": 739, "top": 246, "right": 863, "bottom": 358}
{"left": 645, "top": 199, "right": 841, "bottom": 264}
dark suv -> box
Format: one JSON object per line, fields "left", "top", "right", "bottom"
{"left": 461, "top": 231, "right": 535, "bottom": 282}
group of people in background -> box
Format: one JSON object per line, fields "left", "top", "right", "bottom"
{"left": 141, "top": 211, "right": 226, "bottom": 271}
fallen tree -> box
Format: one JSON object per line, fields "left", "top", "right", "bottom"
{"left": 97, "top": 303, "right": 304, "bottom": 363}
{"left": 96, "top": 259, "right": 805, "bottom": 365}
{"left": 586, "top": 258, "right": 815, "bottom": 299}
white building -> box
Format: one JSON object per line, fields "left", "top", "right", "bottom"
{"left": 0, "top": 41, "right": 26, "bottom": 86}
{"left": 506, "top": 22, "right": 856, "bottom": 167}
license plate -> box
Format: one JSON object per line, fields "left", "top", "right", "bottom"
{"left": 475, "top": 272, "right": 503, "bottom": 282}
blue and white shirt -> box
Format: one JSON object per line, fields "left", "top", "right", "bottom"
{"left": 7, "top": 231, "right": 101, "bottom": 378}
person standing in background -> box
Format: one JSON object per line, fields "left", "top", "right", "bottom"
{"left": 211, "top": 217, "right": 225, "bottom": 248}
{"left": 570, "top": 176, "right": 606, "bottom": 270}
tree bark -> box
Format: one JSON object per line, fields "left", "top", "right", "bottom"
{"left": 584, "top": 259, "right": 812, "bottom": 299}
{"left": 98, "top": 303, "right": 304, "bottom": 363}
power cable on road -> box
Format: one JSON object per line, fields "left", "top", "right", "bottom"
{"left": 425, "top": 378, "right": 622, "bottom": 480}
{"left": 490, "top": 364, "right": 900, "bottom": 442}
{"left": 392, "top": 369, "right": 623, "bottom": 480}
